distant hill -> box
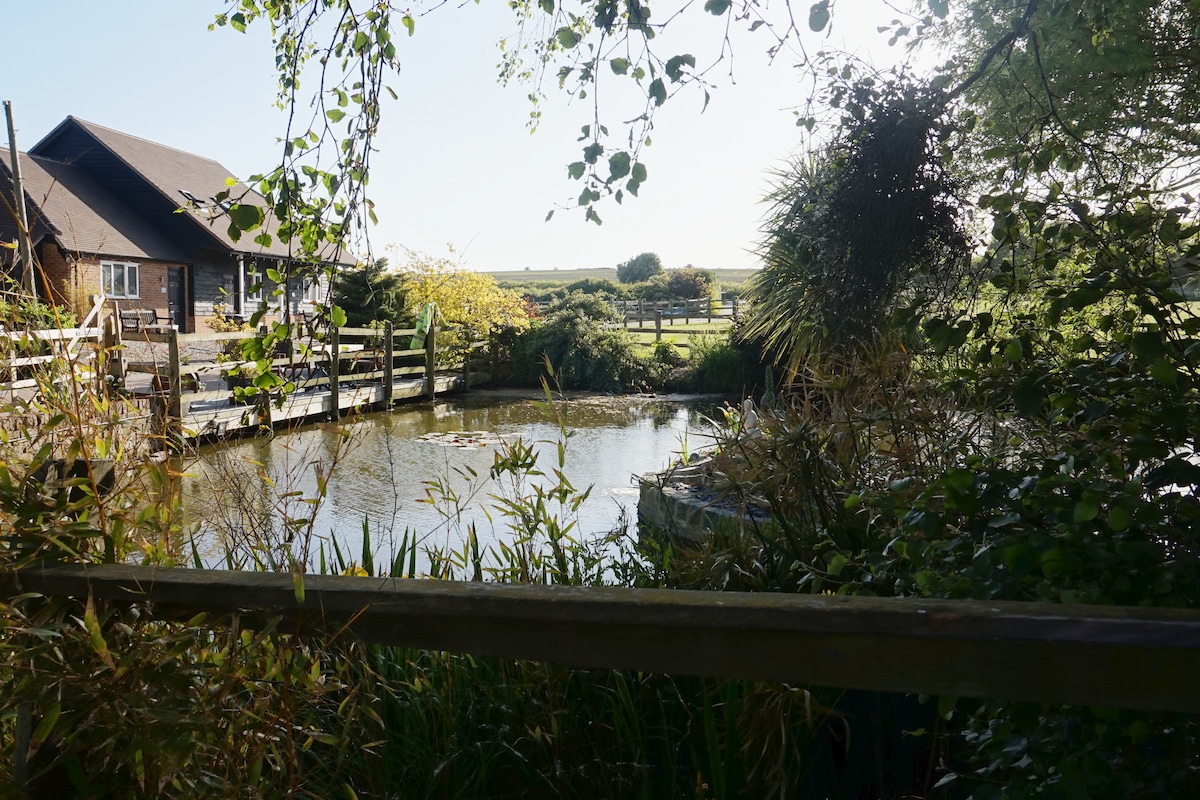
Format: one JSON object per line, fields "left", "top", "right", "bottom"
{"left": 484, "top": 267, "right": 759, "bottom": 287}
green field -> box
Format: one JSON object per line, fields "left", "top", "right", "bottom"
{"left": 621, "top": 319, "right": 732, "bottom": 354}
{"left": 486, "top": 266, "right": 758, "bottom": 288}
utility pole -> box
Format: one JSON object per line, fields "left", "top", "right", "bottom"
{"left": 4, "top": 100, "right": 35, "bottom": 294}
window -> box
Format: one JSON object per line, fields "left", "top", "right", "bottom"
{"left": 101, "top": 261, "right": 139, "bottom": 299}
{"left": 246, "top": 264, "right": 263, "bottom": 303}
{"left": 306, "top": 276, "right": 329, "bottom": 305}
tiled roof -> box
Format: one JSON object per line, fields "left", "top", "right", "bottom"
{"left": 1, "top": 153, "right": 189, "bottom": 263}
{"left": 67, "top": 117, "right": 347, "bottom": 263}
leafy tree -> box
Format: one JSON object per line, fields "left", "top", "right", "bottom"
{"left": 615, "top": 252, "right": 663, "bottom": 284}
{"left": 400, "top": 253, "right": 531, "bottom": 343}
{"left": 724, "top": 0, "right": 1200, "bottom": 794}
{"left": 331, "top": 259, "right": 404, "bottom": 328}
{"left": 666, "top": 267, "right": 716, "bottom": 299}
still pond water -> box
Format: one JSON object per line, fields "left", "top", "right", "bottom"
{"left": 182, "top": 391, "right": 722, "bottom": 569}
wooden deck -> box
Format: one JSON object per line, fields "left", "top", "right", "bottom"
{"left": 179, "top": 372, "right": 474, "bottom": 437}
{"left": 121, "top": 322, "right": 492, "bottom": 441}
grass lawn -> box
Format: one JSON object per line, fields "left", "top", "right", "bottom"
{"left": 623, "top": 319, "right": 731, "bottom": 355}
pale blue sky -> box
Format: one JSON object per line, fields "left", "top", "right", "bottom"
{"left": 4, "top": 1, "right": 921, "bottom": 271}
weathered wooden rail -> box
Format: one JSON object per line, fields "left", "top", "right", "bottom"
{"left": 533, "top": 297, "right": 739, "bottom": 341}
{"left": 612, "top": 297, "right": 735, "bottom": 329}
{"left": 5, "top": 562, "right": 1200, "bottom": 713}
{"left": 0, "top": 295, "right": 109, "bottom": 394}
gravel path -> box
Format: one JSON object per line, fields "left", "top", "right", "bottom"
{"left": 118, "top": 337, "right": 227, "bottom": 394}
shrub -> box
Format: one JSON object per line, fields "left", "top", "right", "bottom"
{"left": 332, "top": 260, "right": 406, "bottom": 327}
{"left": 632, "top": 273, "right": 671, "bottom": 300}
{"left": 672, "top": 332, "right": 767, "bottom": 396}
{"left": 667, "top": 268, "right": 715, "bottom": 299}
{"left": 509, "top": 294, "right": 648, "bottom": 391}
{"left": 563, "top": 277, "right": 621, "bottom": 297}
{"left": 0, "top": 290, "right": 77, "bottom": 330}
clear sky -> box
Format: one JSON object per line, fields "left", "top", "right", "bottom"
{"left": 3, "top": 1, "right": 922, "bottom": 272}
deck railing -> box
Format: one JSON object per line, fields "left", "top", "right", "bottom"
{"left": 4, "top": 561, "right": 1199, "bottom": 714}
{"left": 0, "top": 295, "right": 108, "bottom": 394}
{"left": 121, "top": 321, "right": 491, "bottom": 439}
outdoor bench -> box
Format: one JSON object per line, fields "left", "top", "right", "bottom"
{"left": 119, "top": 308, "right": 172, "bottom": 333}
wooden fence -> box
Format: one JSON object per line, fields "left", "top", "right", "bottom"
{"left": 121, "top": 321, "right": 491, "bottom": 440}
{"left": 0, "top": 295, "right": 107, "bottom": 394}
{"left": 5, "top": 562, "right": 1200, "bottom": 714}
{"left": 532, "top": 297, "right": 739, "bottom": 342}
{"left": 612, "top": 297, "right": 737, "bottom": 329}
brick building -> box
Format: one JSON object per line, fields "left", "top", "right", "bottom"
{"left": 0, "top": 116, "right": 346, "bottom": 331}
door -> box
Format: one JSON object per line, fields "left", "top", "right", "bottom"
{"left": 168, "top": 267, "right": 186, "bottom": 330}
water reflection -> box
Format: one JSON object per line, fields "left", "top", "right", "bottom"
{"left": 180, "top": 392, "right": 721, "bottom": 569}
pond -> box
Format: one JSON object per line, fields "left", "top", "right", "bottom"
{"left": 179, "top": 390, "right": 724, "bottom": 571}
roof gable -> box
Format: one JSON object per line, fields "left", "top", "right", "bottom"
{"left": 1, "top": 153, "right": 189, "bottom": 263}
{"left": 32, "top": 117, "right": 321, "bottom": 262}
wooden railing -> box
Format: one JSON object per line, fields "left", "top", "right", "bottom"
{"left": 5, "top": 562, "right": 1200, "bottom": 714}
{"left": 123, "top": 322, "right": 491, "bottom": 439}
{"left": 611, "top": 297, "right": 737, "bottom": 329}
{"left": 0, "top": 296, "right": 108, "bottom": 393}
{"left": 532, "top": 297, "right": 740, "bottom": 338}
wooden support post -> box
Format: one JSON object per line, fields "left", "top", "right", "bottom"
{"left": 329, "top": 326, "right": 340, "bottom": 420}
{"left": 685, "top": 299, "right": 691, "bottom": 325}
{"left": 5, "top": 101, "right": 35, "bottom": 295}
{"left": 655, "top": 310, "right": 663, "bottom": 342}
{"left": 732, "top": 296, "right": 739, "bottom": 318}
{"left": 490, "top": 332, "right": 499, "bottom": 381}
{"left": 104, "top": 300, "right": 123, "bottom": 395}
{"left": 382, "top": 322, "right": 394, "bottom": 406}
{"left": 462, "top": 333, "right": 472, "bottom": 392}
{"left": 425, "top": 320, "right": 437, "bottom": 401}
{"left": 166, "top": 328, "right": 182, "bottom": 450}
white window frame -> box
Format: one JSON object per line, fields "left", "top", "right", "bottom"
{"left": 305, "top": 275, "right": 328, "bottom": 306}
{"left": 101, "top": 260, "right": 139, "bottom": 299}
{"left": 246, "top": 264, "right": 263, "bottom": 304}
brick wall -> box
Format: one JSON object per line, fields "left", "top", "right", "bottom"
{"left": 35, "top": 243, "right": 74, "bottom": 303}
{"left": 66, "top": 256, "right": 192, "bottom": 329}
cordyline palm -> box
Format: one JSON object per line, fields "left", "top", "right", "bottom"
{"left": 741, "top": 82, "right": 969, "bottom": 380}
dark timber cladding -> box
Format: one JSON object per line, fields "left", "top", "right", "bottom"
{"left": 6, "top": 563, "right": 1200, "bottom": 713}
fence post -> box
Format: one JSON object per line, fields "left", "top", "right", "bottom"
{"left": 655, "top": 310, "right": 663, "bottom": 342}
{"left": 329, "top": 326, "right": 340, "bottom": 420}
{"left": 382, "top": 322, "right": 394, "bottom": 406}
{"left": 685, "top": 298, "right": 691, "bottom": 325}
{"left": 489, "top": 332, "right": 500, "bottom": 384}
{"left": 732, "top": 296, "right": 739, "bottom": 318}
{"left": 462, "top": 330, "right": 472, "bottom": 392}
{"left": 425, "top": 320, "right": 437, "bottom": 401}
{"left": 103, "top": 308, "right": 122, "bottom": 396}
{"left": 166, "top": 328, "right": 182, "bottom": 450}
